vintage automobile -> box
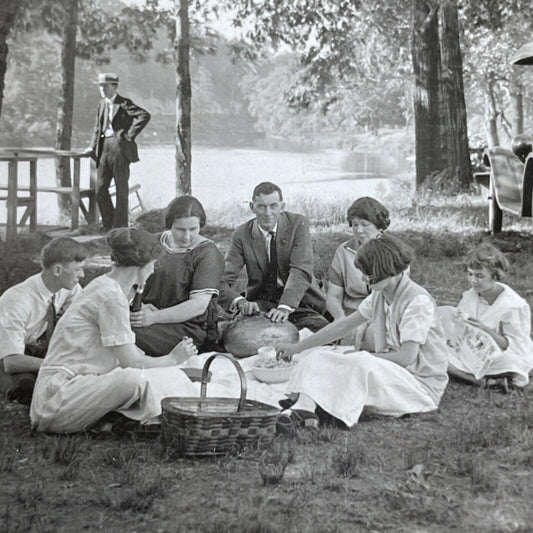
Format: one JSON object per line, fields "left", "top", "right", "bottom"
{"left": 474, "top": 41, "right": 533, "bottom": 233}
{"left": 475, "top": 137, "right": 533, "bottom": 233}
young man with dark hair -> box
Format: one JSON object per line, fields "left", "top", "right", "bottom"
{"left": 0, "top": 238, "right": 88, "bottom": 404}
{"left": 219, "top": 181, "right": 329, "bottom": 332}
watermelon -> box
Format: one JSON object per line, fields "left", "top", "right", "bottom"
{"left": 222, "top": 315, "right": 299, "bottom": 358}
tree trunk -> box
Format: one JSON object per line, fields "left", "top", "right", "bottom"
{"left": 484, "top": 74, "right": 500, "bottom": 147}
{"left": 0, "top": 0, "right": 21, "bottom": 118}
{"left": 510, "top": 85, "right": 524, "bottom": 137}
{"left": 412, "top": 0, "right": 442, "bottom": 188}
{"left": 439, "top": 0, "right": 472, "bottom": 188}
{"left": 55, "top": 0, "right": 78, "bottom": 214}
{"left": 174, "top": 0, "right": 191, "bottom": 196}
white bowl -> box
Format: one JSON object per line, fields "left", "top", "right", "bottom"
{"left": 252, "top": 363, "right": 295, "bottom": 384}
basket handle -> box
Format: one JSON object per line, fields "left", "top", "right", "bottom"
{"left": 200, "top": 353, "right": 247, "bottom": 412}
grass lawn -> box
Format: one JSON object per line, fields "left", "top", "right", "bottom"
{"left": 1, "top": 186, "right": 533, "bottom": 532}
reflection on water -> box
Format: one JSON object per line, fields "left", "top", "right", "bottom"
{"left": 0, "top": 145, "right": 392, "bottom": 225}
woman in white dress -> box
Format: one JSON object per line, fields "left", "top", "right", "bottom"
{"left": 440, "top": 243, "right": 533, "bottom": 389}
{"left": 276, "top": 235, "right": 450, "bottom": 430}
{"left": 30, "top": 228, "right": 201, "bottom": 434}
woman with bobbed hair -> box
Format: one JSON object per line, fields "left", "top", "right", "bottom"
{"left": 131, "top": 196, "right": 225, "bottom": 356}
{"left": 276, "top": 234, "right": 450, "bottom": 431}
{"left": 326, "top": 197, "right": 390, "bottom": 321}
{"left": 30, "top": 228, "right": 200, "bottom": 433}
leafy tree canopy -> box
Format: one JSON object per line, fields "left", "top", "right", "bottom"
{"left": 226, "top": 0, "right": 412, "bottom": 135}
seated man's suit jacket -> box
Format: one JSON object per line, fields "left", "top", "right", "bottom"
{"left": 219, "top": 211, "right": 325, "bottom": 312}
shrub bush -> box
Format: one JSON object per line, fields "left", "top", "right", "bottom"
{"left": 0, "top": 235, "right": 45, "bottom": 295}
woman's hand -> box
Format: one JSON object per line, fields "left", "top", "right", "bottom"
{"left": 130, "top": 303, "right": 159, "bottom": 328}
{"left": 465, "top": 317, "right": 508, "bottom": 350}
{"left": 169, "top": 337, "right": 198, "bottom": 364}
{"left": 276, "top": 342, "right": 298, "bottom": 362}
{"left": 465, "top": 317, "right": 491, "bottom": 334}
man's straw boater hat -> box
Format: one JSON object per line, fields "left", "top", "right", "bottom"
{"left": 94, "top": 73, "right": 119, "bottom": 84}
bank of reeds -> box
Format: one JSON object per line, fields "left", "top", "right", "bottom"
{"left": 196, "top": 176, "right": 530, "bottom": 233}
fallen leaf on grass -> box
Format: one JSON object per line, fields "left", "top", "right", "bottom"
{"left": 406, "top": 463, "right": 430, "bottom": 489}
{"left": 407, "top": 463, "right": 425, "bottom": 477}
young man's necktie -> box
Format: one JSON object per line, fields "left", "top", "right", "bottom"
{"left": 45, "top": 294, "right": 57, "bottom": 345}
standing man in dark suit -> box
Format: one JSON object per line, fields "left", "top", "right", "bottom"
{"left": 219, "top": 182, "right": 329, "bottom": 332}
{"left": 85, "top": 73, "right": 151, "bottom": 229}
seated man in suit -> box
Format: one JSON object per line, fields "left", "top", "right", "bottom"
{"left": 219, "top": 182, "right": 329, "bottom": 332}
{"left": 0, "top": 238, "right": 87, "bottom": 404}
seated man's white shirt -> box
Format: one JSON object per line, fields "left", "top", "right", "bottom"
{"left": 0, "top": 273, "right": 82, "bottom": 360}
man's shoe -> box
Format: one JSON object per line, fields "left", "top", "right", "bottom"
{"left": 276, "top": 409, "right": 319, "bottom": 433}
{"left": 7, "top": 375, "right": 35, "bottom": 406}
{"left": 279, "top": 397, "right": 296, "bottom": 410}
{"left": 484, "top": 376, "right": 511, "bottom": 394}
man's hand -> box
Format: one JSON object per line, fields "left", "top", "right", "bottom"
{"left": 237, "top": 299, "right": 260, "bottom": 316}
{"left": 266, "top": 307, "right": 290, "bottom": 323}
{"left": 83, "top": 147, "right": 95, "bottom": 160}
{"left": 130, "top": 303, "right": 159, "bottom": 328}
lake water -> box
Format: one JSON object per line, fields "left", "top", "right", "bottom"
{"left": 1, "top": 145, "right": 390, "bottom": 225}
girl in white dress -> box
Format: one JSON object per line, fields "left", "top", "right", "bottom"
{"left": 30, "top": 228, "right": 201, "bottom": 433}
{"left": 440, "top": 243, "right": 533, "bottom": 389}
{"left": 276, "top": 235, "right": 450, "bottom": 430}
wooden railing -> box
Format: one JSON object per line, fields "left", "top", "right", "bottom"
{"left": 0, "top": 148, "right": 95, "bottom": 241}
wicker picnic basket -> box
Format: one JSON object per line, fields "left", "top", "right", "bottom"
{"left": 161, "top": 353, "right": 280, "bottom": 456}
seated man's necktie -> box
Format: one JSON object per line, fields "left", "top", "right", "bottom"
{"left": 267, "top": 231, "right": 277, "bottom": 285}
{"left": 260, "top": 231, "right": 283, "bottom": 303}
